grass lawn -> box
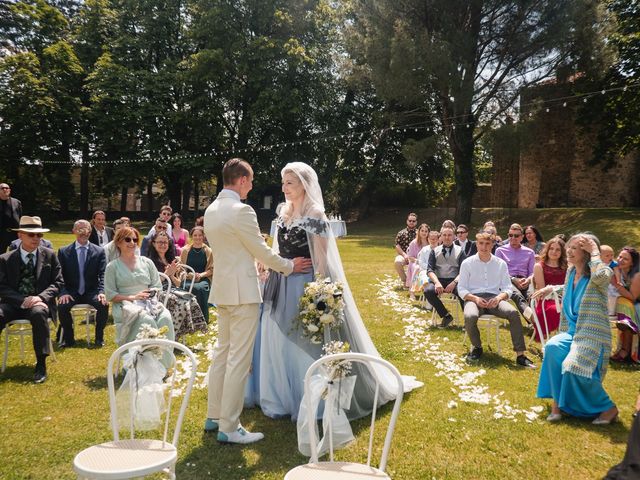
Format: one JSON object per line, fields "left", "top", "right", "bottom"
{"left": 1, "top": 208, "right": 639, "bottom": 479}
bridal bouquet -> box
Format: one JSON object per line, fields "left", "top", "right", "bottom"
{"left": 297, "top": 274, "right": 346, "bottom": 344}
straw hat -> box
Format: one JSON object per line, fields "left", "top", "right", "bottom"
{"left": 12, "top": 216, "right": 50, "bottom": 233}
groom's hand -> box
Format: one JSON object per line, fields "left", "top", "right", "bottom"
{"left": 292, "top": 257, "right": 313, "bottom": 273}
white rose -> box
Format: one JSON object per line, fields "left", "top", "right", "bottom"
{"left": 307, "top": 324, "right": 319, "bottom": 333}
{"left": 320, "top": 313, "right": 335, "bottom": 325}
{"left": 307, "top": 303, "right": 316, "bottom": 311}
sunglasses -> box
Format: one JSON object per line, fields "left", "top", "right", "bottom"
{"left": 508, "top": 233, "right": 522, "bottom": 238}
{"left": 25, "top": 232, "right": 44, "bottom": 238}
{"left": 123, "top": 237, "right": 138, "bottom": 243}
{"left": 156, "top": 225, "right": 167, "bottom": 230}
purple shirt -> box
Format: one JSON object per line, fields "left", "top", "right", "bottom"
{"left": 495, "top": 244, "right": 535, "bottom": 277}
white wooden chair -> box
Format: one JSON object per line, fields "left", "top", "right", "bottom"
{"left": 285, "top": 352, "right": 404, "bottom": 480}
{"left": 2, "top": 318, "right": 57, "bottom": 373}
{"left": 179, "top": 264, "right": 196, "bottom": 294}
{"left": 462, "top": 314, "right": 502, "bottom": 354}
{"left": 59, "top": 304, "right": 97, "bottom": 345}
{"left": 529, "top": 291, "right": 561, "bottom": 352}
{"left": 73, "top": 339, "right": 197, "bottom": 479}
{"left": 157, "top": 272, "right": 174, "bottom": 308}
{"left": 428, "top": 293, "right": 462, "bottom": 327}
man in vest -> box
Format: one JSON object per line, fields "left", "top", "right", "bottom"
{"left": 425, "top": 226, "right": 466, "bottom": 328}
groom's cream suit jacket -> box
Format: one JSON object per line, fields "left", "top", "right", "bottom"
{"left": 204, "top": 189, "right": 293, "bottom": 306}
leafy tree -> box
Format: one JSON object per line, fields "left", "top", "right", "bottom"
{"left": 347, "top": 0, "right": 611, "bottom": 222}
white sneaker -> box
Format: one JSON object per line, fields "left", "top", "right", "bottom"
{"left": 217, "top": 426, "right": 264, "bottom": 444}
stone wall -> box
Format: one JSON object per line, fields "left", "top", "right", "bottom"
{"left": 490, "top": 81, "right": 639, "bottom": 208}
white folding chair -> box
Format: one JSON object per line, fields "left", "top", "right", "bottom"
{"left": 73, "top": 339, "right": 197, "bottom": 480}
{"left": 285, "top": 352, "right": 404, "bottom": 480}
{"left": 2, "top": 318, "right": 57, "bottom": 373}
{"left": 462, "top": 314, "right": 502, "bottom": 354}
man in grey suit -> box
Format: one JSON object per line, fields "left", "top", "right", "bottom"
{"left": 203, "top": 158, "right": 311, "bottom": 445}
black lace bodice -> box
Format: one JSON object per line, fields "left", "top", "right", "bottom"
{"left": 277, "top": 222, "right": 311, "bottom": 259}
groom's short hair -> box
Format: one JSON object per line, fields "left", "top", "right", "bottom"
{"left": 223, "top": 158, "right": 252, "bottom": 185}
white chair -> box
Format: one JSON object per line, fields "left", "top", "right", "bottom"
{"left": 285, "top": 352, "right": 404, "bottom": 480}
{"left": 73, "top": 339, "right": 197, "bottom": 479}
{"left": 428, "top": 293, "right": 462, "bottom": 327}
{"left": 180, "top": 264, "right": 196, "bottom": 294}
{"left": 157, "top": 272, "right": 174, "bottom": 308}
{"left": 462, "top": 314, "right": 502, "bottom": 354}
{"left": 529, "top": 290, "right": 561, "bottom": 352}
{"left": 2, "top": 318, "right": 57, "bottom": 373}
{"left": 59, "top": 304, "right": 97, "bottom": 345}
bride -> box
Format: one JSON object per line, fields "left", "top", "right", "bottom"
{"left": 249, "top": 161, "right": 420, "bottom": 421}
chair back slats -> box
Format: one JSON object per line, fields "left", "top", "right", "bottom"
{"left": 304, "top": 353, "right": 404, "bottom": 473}
{"left": 158, "top": 272, "right": 173, "bottom": 307}
{"left": 106, "top": 339, "right": 197, "bottom": 447}
{"left": 181, "top": 264, "right": 196, "bottom": 294}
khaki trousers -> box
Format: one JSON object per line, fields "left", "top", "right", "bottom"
{"left": 207, "top": 303, "right": 260, "bottom": 433}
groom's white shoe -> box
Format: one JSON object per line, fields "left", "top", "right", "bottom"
{"left": 217, "top": 426, "right": 264, "bottom": 445}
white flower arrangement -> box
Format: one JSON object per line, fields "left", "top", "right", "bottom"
{"left": 297, "top": 274, "right": 346, "bottom": 344}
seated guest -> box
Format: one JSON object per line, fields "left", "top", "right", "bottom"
{"left": 9, "top": 236, "right": 53, "bottom": 251}
{"left": 425, "top": 226, "right": 465, "bottom": 328}
{"left": 531, "top": 236, "right": 567, "bottom": 341}
{"left": 146, "top": 231, "right": 206, "bottom": 337}
{"left": 88, "top": 210, "right": 114, "bottom": 247}
{"left": 104, "top": 218, "right": 134, "bottom": 263}
{"left": 170, "top": 213, "right": 189, "bottom": 256}
{"left": 195, "top": 215, "right": 204, "bottom": 227}
{"left": 405, "top": 223, "right": 430, "bottom": 292}
{"left": 394, "top": 212, "right": 418, "bottom": 286}
{"left": 455, "top": 223, "right": 476, "bottom": 257}
{"left": 483, "top": 225, "right": 500, "bottom": 253}
{"left": 180, "top": 226, "right": 214, "bottom": 323}
{"left": 413, "top": 229, "right": 440, "bottom": 299}
{"left": 537, "top": 233, "right": 618, "bottom": 424}
{"left": 600, "top": 245, "right": 619, "bottom": 315}
{"left": 0, "top": 216, "right": 63, "bottom": 383}
{"left": 120, "top": 216, "right": 131, "bottom": 226}
{"left": 57, "top": 220, "right": 109, "bottom": 347}
{"left": 141, "top": 217, "right": 175, "bottom": 257}
{"left": 104, "top": 227, "right": 175, "bottom": 345}
{"left": 441, "top": 219, "right": 456, "bottom": 231}
{"left": 610, "top": 247, "right": 640, "bottom": 363}
{"left": 524, "top": 225, "right": 546, "bottom": 257}
{"left": 483, "top": 220, "right": 503, "bottom": 243}
{"left": 147, "top": 205, "right": 173, "bottom": 238}
{"left": 457, "top": 230, "right": 535, "bottom": 367}
{"left": 495, "top": 223, "right": 535, "bottom": 322}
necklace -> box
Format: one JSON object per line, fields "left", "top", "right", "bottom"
{"left": 192, "top": 246, "right": 203, "bottom": 253}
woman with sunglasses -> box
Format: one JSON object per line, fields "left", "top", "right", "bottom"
{"left": 104, "top": 226, "right": 175, "bottom": 345}
{"left": 146, "top": 231, "right": 207, "bottom": 337}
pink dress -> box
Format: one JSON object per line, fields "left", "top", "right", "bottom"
{"left": 405, "top": 239, "right": 427, "bottom": 288}
{"left": 173, "top": 229, "right": 188, "bottom": 256}
{"left": 534, "top": 262, "right": 566, "bottom": 341}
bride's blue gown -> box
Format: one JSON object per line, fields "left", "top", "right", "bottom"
{"left": 245, "top": 218, "right": 398, "bottom": 420}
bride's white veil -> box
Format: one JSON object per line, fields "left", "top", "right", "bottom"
{"left": 276, "top": 162, "right": 419, "bottom": 418}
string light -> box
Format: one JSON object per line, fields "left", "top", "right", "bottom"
{"left": 32, "top": 80, "right": 639, "bottom": 166}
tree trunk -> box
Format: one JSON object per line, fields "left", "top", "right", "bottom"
{"left": 164, "top": 178, "right": 182, "bottom": 211}
{"left": 451, "top": 125, "right": 476, "bottom": 224}
{"left": 146, "top": 177, "right": 154, "bottom": 214}
{"left": 181, "top": 178, "right": 192, "bottom": 214}
{"left": 80, "top": 144, "right": 90, "bottom": 218}
{"left": 120, "top": 186, "right": 127, "bottom": 212}
{"left": 193, "top": 177, "right": 200, "bottom": 214}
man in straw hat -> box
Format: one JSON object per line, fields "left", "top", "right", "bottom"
{"left": 0, "top": 216, "right": 63, "bottom": 383}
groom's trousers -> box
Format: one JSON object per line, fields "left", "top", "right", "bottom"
{"left": 207, "top": 303, "right": 260, "bottom": 433}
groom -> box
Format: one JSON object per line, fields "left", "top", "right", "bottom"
{"left": 204, "top": 158, "right": 312, "bottom": 444}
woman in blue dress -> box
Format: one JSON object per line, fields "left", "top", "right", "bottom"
{"left": 537, "top": 233, "right": 618, "bottom": 424}
{"left": 249, "top": 162, "right": 421, "bottom": 422}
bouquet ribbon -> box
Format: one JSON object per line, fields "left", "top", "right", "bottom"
{"left": 297, "top": 372, "right": 357, "bottom": 457}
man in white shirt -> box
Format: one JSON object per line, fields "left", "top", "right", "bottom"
{"left": 457, "top": 230, "right": 535, "bottom": 368}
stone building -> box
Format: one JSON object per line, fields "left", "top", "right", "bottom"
{"left": 491, "top": 81, "right": 639, "bottom": 208}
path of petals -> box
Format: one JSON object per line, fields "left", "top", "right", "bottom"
{"left": 168, "top": 310, "right": 218, "bottom": 397}
{"left": 375, "top": 275, "right": 544, "bottom": 423}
